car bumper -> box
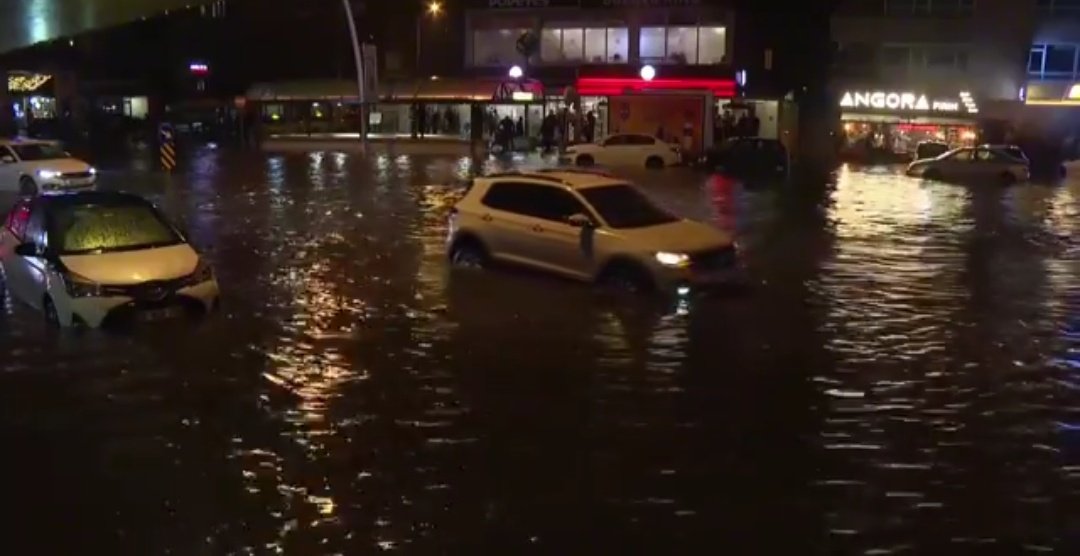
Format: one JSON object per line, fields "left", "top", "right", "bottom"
{"left": 65, "top": 279, "right": 220, "bottom": 328}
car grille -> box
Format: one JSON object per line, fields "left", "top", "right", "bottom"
{"left": 99, "top": 276, "right": 191, "bottom": 301}
{"left": 61, "top": 171, "right": 93, "bottom": 179}
{"left": 690, "top": 246, "right": 737, "bottom": 271}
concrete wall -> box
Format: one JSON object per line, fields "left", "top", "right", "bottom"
{"left": 831, "top": 0, "right": 1036, "bottom": 102}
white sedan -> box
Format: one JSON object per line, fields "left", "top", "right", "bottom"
{"left": 0, "top": 191, "right": 219, "bottom": 328}
{"left": 0, "top": 139, "right": 97, "bottom": 195}
{"left": 907, "top": 146, "right": 1029, "bottom": 185}
{"left": 566, "top": 134, "right": 681, "bottom": 169}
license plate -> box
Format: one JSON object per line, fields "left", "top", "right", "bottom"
{"left": 139, "top": 306, "right": 183, "bottom": 322}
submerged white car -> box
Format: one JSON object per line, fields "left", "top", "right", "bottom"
{"left": 566, "top": 134, "right": 681, "bottom": 169}
{"left": 0, "top": 139, "right": 97, "bottom": 195}
{"left": 907, "top": 146, "right": 1029, "bottom": 185}
{"left": 0, "top": 191, "right": 219, "bottom": 328}
{"left": 447, "top": 169, "right": 739, "bottom": 293}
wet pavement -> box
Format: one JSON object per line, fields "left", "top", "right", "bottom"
{"left": 0, "top": 147, "right": 1077, "bottom": 554}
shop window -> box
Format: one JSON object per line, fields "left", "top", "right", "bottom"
{"left": 698, "top": 26, "right": 726, "bottom": 64}
{"left": 540, "top": 28, "right": 585, "bottom": 63}
{"left": 473, "top": 28, "right": 529, "bottom": 67}
{"left": 126, "top": 97, "right": 149, "bottom": 119}
{"left": 1044, "top": 44, "right": 1077, "bottom": 74}
{"left": 666, "top": 26, "right": 697, "bottom": 64}
{"left": 606, "top": 28, "right": 628, "bottom": 63}
{"left": 640, "top": 27, "right": 666, "bottom": 61}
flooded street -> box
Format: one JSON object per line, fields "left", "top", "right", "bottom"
{"left": 0, "top": 148, "right": 1077, "bottom": 553}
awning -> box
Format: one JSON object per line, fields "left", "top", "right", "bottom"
{"left": 245, "top": 78, "right": 544, "bottom": 103}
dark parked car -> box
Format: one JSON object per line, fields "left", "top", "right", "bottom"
{"left": 914, "top": 141, "right": 950, "bottom": 160}
{"left": 705, "top": 137, "right": 789, "bottom": 179}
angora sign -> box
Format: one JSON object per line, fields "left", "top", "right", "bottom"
{"left": 839, "top": 91, "right": 962, "bottom": 112}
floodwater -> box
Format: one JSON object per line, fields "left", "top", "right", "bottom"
{"left": 0, "top": 148, "right": 1076, "bottom": 554}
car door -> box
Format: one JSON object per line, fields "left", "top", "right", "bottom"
{"left": 522, "top": 185, "right": 595, "bottom": 279}
{"left": 938, "top": 148, "right": 974, "bottom": 180}
{"left": 598, "top": 135, "right": 630, "bottom": 165}
{"left": 0, "top": 146, "right": 19, "bottom": 191}
{"left": 17, "top": 205, "right": 51, "bottom": 308}
{"left": 476, "top": 182, "right": 548, "bottom": 267}
{"left": 627, "top": 134, "right": 659, "bottom": 164}
{"left": 974, "top": 148, "right": 1008, "bottom": 180}
{"left": 0, "top": 198, "right": 36, "bottom": 304}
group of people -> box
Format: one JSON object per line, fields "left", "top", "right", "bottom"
{"left": 486, "top": 109, "right": 599, "bottom": 154}
{"left": 412, "top": 105, "right": 462, "bottom": 137}
{"left": 716, "top": 109, "right": 761, "bottom": 143}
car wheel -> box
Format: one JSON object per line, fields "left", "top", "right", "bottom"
{"left": 999, "top": 172, "right": 1016, "bottom": 186}
{"left": 450, "top": 239, "right": 488, "bottom": 269}
{"left": 43, "top": 295, "right": 60, "bottom": 328}
{"left": 575, "top": 154, "right": 594, "bottom": 167}
{"left": 645, "top": 156, "right": 664, "bottom": 169}
{"left": 599, "top": 262, "right": 655, "bottom": 294}
{"left": 19, "top": 176, "right": 38, "bottom": 196}
{"left": 923, "top": 169, "right": 942, "bottom": 182}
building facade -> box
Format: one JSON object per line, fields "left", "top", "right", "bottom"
{"left": 831, "top": 0, "right": 1036, "bottom": 159}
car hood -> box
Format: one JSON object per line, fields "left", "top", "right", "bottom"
{"left": 611, "top": 219, "right": 733, "bottom": 253}
{"left": 59, "top": 243, "right": 198, "bottom": 285}
{"left": 38, "top": 158, "right": 92, "bottom": 173}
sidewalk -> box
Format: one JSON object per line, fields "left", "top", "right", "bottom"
{"left": 261, "top": 132, "right": 476, "bottom": 155}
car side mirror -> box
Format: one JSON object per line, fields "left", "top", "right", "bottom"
{"left": 566, "top": 213, "right": 593, "bottom": 228}
{"left": 0, "top": 155, "right": 14, "bottom": 164}
{"left": 14, "top": 243, "right": 41, "bottom": 257}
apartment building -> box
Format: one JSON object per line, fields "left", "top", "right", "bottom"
{"left": 831, "top": 0, "right": 1036, "bottom": 158}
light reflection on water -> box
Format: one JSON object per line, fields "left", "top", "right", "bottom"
{"left": 0, "top": 153, "right": 1076, "bottom": 553}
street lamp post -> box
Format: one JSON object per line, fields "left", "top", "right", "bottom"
{"left": 342, "top": 0, "right": 367, "bottom": 147}
{"left": 416, "top": 1, "right": 442, "bottom": 75}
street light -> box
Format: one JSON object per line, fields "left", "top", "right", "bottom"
{"left": 508, "top": 65, "right": 523, "bottom": 79}
{"left": 417, "top": 1, "right": 443, "bottom": 74}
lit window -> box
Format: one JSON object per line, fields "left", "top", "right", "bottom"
{"left": 666, "top": 27, "right": 698, "bottom": 64}
{"left": 585, "top": 28, "right": 606, "bottom": 63}
{"left": 607, "top": 28, "right": 628, "bottom": 63}
{"left": 640, "top": 27, "right": 666, "bottom": 61}
{"left": 541, "top": 28, "right": 562, "bottom": 61}
{"left": 698, "top": 26, "right": 726, "bottom": 64}
{"left": 562, "top": 28, "right": 584, "bottom": 61}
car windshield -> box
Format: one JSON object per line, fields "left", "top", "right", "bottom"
{"left": 580, "top": 184, "right": 678, "bottom": 229}
{"left": 48, "top": 202, "right": 183, "bottom": 255}
{"left": 12, "top": 143, "right": 67, "bottom": 161}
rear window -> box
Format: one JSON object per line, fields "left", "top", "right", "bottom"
{"left": 48, "top": 202, "right": 182, "bottom": 255}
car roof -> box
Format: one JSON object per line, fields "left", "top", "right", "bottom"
{"left": 481, "top": 169, "right": 627, "bottom": 190}
{"left": 35, "top": 190, "right": 153, "bottom": 207}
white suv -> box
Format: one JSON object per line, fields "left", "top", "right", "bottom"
{"left": 0, "top": 139, "right": 97, "bottom": 195}
{"left": 447, "top": 169, "right": 739, "bottom": 292}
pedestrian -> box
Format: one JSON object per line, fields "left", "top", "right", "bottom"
{"left": 541, "top": 112, "right": 555, "bottom": 153}
{"left": 500, "top": 114, "right": 515, "bottom": 152}
{"left": 515, "top": 116, "right": 525, "bottom": 138}
{"left": 585, "top": 110, "right": 597, "bottom": 143}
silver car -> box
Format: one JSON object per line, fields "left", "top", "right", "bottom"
{"left": 907, "top": 146, "right": 1029, "bottom": 185}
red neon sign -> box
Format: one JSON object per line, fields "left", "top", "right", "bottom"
{"left": 576, "top": 77, "right": 736, "bottom": 97}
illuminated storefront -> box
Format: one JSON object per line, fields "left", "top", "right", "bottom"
{"left": 7, "top": 71, "right": 57, "bottom": 133}
{"left": 838, "top": 89, "right": 980, "bottom": 158}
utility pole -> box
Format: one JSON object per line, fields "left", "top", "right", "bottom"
{"left": 342, "top": 0, "right": 367, "bottom": 148}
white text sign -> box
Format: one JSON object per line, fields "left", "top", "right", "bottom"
{"left": 839, "top": 91, "right": 963, "bottom": 113}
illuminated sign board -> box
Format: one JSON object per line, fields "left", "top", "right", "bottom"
{"left": 839, "top": 91, "right": 967, "bottom": 113}
{"left": 511, "top": 91, "right": 535, "bottom": 101}
{"left": 7, "top": 73, "right": 52, "bottom": 93}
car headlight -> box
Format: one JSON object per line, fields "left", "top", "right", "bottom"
{"left": 37, "top": 169, "right": 60, "bottom": 179}
{"left": 88, "top": 167, "right": 97, "bottom": 175}
{"left": 655, "top": 251, "right": 690, "bottom": 268}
